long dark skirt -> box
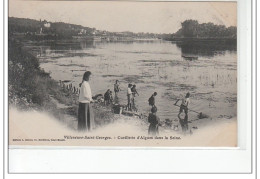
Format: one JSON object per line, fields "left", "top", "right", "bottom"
{"left": 148, "top": 124, "right": 159, "bottom": 136}
{"left": 78, "top": 103, "right": 95, "bottom": 131}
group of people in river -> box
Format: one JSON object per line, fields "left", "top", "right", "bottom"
{"left": 103, "top": 80, "right": 121, "bottom": 106}
{"left": 77, "top": 71, "right": 191, "bottom": 135}
{"left": 103, "top": 80, "right": 140, "bottom": 111}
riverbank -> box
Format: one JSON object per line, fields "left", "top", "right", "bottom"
{"left": 9, "top": 107, "right": 237, "bottom": 147}
{"left": 9, "top": 38, "right": 125, "bottom": 132}
{"left": 8, "top": 38, "right": 79, "bottom": 121}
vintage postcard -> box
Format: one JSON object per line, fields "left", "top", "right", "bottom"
{"left": 8, "top": 0, "right": 237, "bottom": 147}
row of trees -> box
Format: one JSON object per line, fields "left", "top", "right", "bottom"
{"left": 9, "top": 18, "right": 42, "bottom": 33}
{"left": 9, "top": 17, "right": 96, "bottom": 39}
{"left": 9, "top": 17, "right": 160, "bottom": 39}
{"left": 9, "top": 17, "right": 160, "bottom": 40}
{"left": 9, "top": 17, "right": 237, "bottom": 40}
{"left": 175, "top": 19, "right": 237, "bottom": 38}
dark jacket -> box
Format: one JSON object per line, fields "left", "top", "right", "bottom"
{"left": 104, "top": 91, "right": 110, "bottom": 101}
{"left": 148, "top": 113, "right": 160, "bottom": 136}
{"left": 148, "top": 95, "right": 155, "bottom": 106}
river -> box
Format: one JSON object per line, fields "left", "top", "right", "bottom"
{"left": 23, "top": 39, "right": 237, "bottom": 124}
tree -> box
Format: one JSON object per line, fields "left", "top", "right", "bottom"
{"left": 173, "top": 20, "right": 237, "bottom": 39}
{"left": 181, "top": 20, "right": 199, "bottom": 37}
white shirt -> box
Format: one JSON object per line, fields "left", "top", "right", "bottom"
{"left": 181, "top": 97, "right": 190, "bottom": 107}
{"left": 79, "top": 81, "right": 93, "bottom": 103}
{"left": 127, "top": 87, "right": 132, "bottom": 95}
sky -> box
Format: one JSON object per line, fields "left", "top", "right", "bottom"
{"left": 9, "top": 0, "right": 237, "bottom": 34}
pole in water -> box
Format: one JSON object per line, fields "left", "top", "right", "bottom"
{"left": 173, "top": 103, "right": 209, "bottom": 119}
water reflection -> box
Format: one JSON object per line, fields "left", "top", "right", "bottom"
{"left": 175, "top": 40, "right": 236, "bottom": 58}
{"left": 40, "top": 40, "right": 96, "bottom": 51}
{"left": 34, "top": 40, "right": 237, "bottom": 121}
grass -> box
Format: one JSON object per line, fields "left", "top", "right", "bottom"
{"left": 8, "top": 38, "right": 76, "bottom": 112}
{"left": 8, "top": 38, "right": 119, "bottom": 130}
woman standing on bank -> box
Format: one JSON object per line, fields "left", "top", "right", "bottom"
{"left": 78, "top": 71, "right": 95, "bottom": 131}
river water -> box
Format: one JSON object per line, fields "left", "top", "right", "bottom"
{"left": 24, "top": 40, "right": 237, "bottom": 123}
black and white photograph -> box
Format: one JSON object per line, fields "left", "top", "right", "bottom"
{"left": 8, "top": 0, "right": 238, "bottom": 147}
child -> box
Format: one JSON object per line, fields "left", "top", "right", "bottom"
{"left": 176, "top": 92, "right": 190, "bottom": 132}
{"left": 109, "top": 90, "right": 113, "bottom": 104}
{"left": 131, "top": 85, "right": 139, "bottom": 97}
{"left": 131, "top": 84, "right": 139, "bottom": 111}
{"left": 148, "top": 106, "right": 160, "bottom": 136}
{"left": 127, "top": 84, "right": 133, "bottom": 111}
{"left": 177, "top": 92, "right": 190, "bottom": 116}
{"left": 179, "top": 114, "right": 189, "bottom": 132}
{"left": 148, "top": 92, "right": 157, "bottom": 107}
{"left": 114, "top": 80, "right": 120, "bottom": 96}
{"left": 104, "top": 89, "right": 111, "bottom": 105}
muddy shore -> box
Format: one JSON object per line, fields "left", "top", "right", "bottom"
{"left": 9, "top": 107, "right": 237, "bottom": 147}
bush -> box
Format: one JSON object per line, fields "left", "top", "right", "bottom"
{"left": 8, "top": 39, "right": 51, "bottom": 107}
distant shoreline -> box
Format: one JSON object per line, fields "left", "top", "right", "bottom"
{"left": 164, "top": 37, "right": 237, "bottom": 43}
{"left": 11, "top": 32, "right": 237, "bottom": 44}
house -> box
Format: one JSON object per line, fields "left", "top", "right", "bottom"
{"left": 44, "top": 22, "right": 51, "bottom": 28}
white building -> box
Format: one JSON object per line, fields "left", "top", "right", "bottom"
{"left": 78, "top": 29, "right": 87, "bottom": 35}
{"left": 44, "top": 23, "right": 51, "bottom": 28}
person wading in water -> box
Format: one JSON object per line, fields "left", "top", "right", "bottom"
{"left": 114, "top": 80, "right": 121, "bottom": 96}
{"left": 78, "top": 71, "right": 95, "bottom": 131}
{"left": 127, "top": 84, "right": 133, "bottom": 111}
{"left": 114, "top": 80, "right": 120, "bottom": 104}
{"left": 175, "top": 92, "right": 190, "bottom": 132}
{"left": 131, "top": 84, "right": 139, "bottom": 111}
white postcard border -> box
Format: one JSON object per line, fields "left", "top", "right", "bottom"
{"left": 2, "top": 0, "right": 256, "bottom": 176}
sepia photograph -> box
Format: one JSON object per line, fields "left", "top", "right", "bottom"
{"left": 8, "top": 0, "right": 237, "bottom": 147}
